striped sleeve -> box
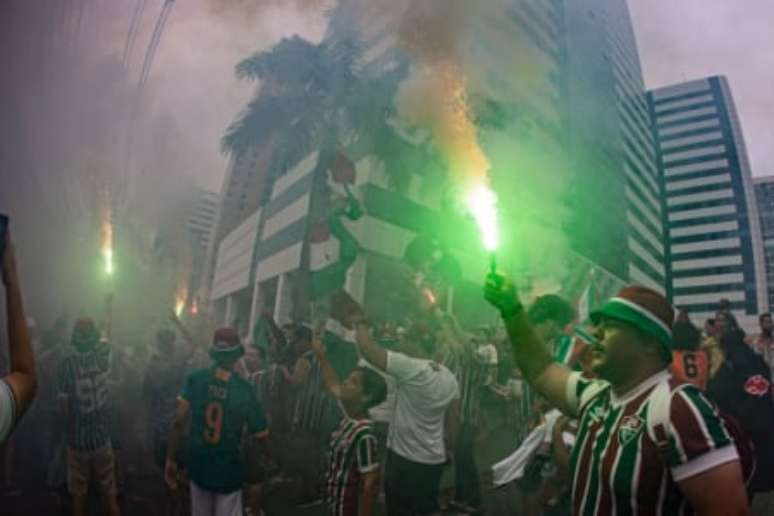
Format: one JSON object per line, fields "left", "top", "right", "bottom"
{"left": 667, "top": 385, "right": 738, "bottom": 481}
{"left": 355, "top": 429, "right": 380, "bottom": 474}
{"left": 0, "top": 379, "right": 17, "bottom": 443}
{"left": 565, "top": 372, "right": 606, "bottom": 417}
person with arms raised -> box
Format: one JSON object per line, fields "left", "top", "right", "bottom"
{"left": 485, "top": 273, "right": 749, "bottom": 516}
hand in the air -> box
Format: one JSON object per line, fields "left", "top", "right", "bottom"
{"left": 484, "top": 272, "right": 522, "bottom": 317}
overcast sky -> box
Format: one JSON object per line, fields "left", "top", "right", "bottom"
{"left": 629, "top": 0, "right": 774, "bottom": 177}
{"left": 150, "top": 1, "right": 774, "bottom": 190}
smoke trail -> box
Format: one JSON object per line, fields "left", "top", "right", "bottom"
{"left": 394, "top": 0, "right": 496, "bottom": 252}
{"left": 382, "top": 0, "right": 570, "bottom": 285}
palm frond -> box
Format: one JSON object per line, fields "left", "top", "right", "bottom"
{"left": 235, "top": 35, "right": 320, "bottom": 82}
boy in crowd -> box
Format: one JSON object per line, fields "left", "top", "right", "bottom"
{"left": 310, "top": 332, "right": 387, "bottom": 516}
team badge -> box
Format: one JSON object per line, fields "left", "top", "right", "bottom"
{"left": 744, "top": 374, "right": 770, "bottom": 397}
{"left": 586, "top": 403, "right": 606, "bottom": 424}
{"left": 618, "top": 415, "right": 644, "bottom": 446}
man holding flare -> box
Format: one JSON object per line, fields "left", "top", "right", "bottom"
{"left": 484, "top": 271, "right": 750, "bottom": 515}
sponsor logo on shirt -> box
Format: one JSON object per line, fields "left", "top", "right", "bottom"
{"left": 618, "top": 415, "right": 644, "bottom": 447}
{"left": 744, "top": 374, "right": 770, "bottom": 397}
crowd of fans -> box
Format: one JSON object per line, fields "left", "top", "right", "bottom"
{"left": 3, "top": 229, "right": 774, "bottom": 516}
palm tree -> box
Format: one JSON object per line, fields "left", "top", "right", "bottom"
{"left": 223, "top": 30, "right": 433, "bottom": 192}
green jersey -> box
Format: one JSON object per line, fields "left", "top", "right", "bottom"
{"left": 181, "top": 366, "right": 268, "bottom": 493}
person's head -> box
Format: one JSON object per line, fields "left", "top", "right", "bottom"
{"left": 338, "top": 367, "right": 388, "bottom": 414}
{"left": 760, "top": 313, "right": 773, "bottom": 335}
{"left": 156, "top": 328, "right": 176, "bottom": 356}
{"left": 714, "top": 311, "right": 733, "bottom": 338}
{"left": 71, "top": 317, "right": 100, "bottom": 353}
{"left": 704, "top": 318, "right": 715, "bottom": 337}
{"left": 528, "top": 294, "right": 575, "bottom": 343}
{"left": 719, "top": 298, "right": 732, "bottom": 312}
{"left": 676, "top": 308, "right": 691, "bottom": 324}
{"left": 397, "top": 322, "right": 437, "bottom": 360}
{"left": 209, "top": 327, "right": 245, "bottom": 369}
{"left": 672, "top": 321, "right": 701, "bottom": 351}
{"left": 243, "top": 345, "right": 262, "bottom": 373}
{"left": 590, "top": 286, "right": 674, "bottom": 387}
{"left": 720, "top": 328, "right": 747, "bottom": 354}
{"left": 291, "top": 324, "right": 313, "bottom": 355}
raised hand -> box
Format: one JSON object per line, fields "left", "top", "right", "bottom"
{"left": 484, "top": 272, "right": 522, "bottom": 317}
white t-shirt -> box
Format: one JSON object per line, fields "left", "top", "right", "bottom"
{"left": 0, "top": 378, "right": 17, "bottom": 443}
{"left": 385, "top": 351, "right": 459, "bottom": 465}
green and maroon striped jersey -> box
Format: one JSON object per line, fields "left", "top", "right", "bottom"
{"left": 325, "top": 414, "right": 379, "bottom": 516}
{"left": 57, "top": 342, "right": 113, "bottom": 451}
{"left": 566, "top": 370, "right": 737, "bottom": 516}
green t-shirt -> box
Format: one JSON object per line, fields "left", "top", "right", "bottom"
{"left": 182, "top": 367, "right": 267, "bottom": 493}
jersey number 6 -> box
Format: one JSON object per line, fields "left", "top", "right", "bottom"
{"left": 204, "top": 401, "right": 224, "bottom": 444}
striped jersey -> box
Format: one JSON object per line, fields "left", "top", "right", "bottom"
{"left": 325, "top": 413, "right": 379, "bottom": 516}
{"left": 445, "top": 349, "right": 493, "bottom": 424}
{"left": 293, "top": 352, "right": 330, "bottom": 432}
{"left": 57, "top": 342, "right": 113, "bottom": 451}
{"left": 566, "top": 370, "right": 737, "bottom": 516}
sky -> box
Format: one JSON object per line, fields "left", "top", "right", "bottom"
{"left": 629, "top": 0, "right": 774, "bottom": 177}
{"left": 171, "top": 0, "right": 774, "bottom": 188}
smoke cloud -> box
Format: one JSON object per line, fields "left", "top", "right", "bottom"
{"left": 383, "top": 0, "right": 570, "bottom": 290}
{"left": 0, "top": 0, "right": 327, "bottom": 326}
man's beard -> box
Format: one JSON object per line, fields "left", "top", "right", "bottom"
{"left": 764, "top": 329, "right": 772, "bottom": 338}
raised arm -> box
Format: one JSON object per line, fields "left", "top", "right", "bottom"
{"left": 353, "top": 318, "right": 387, "bottom": 372}
{"left": 310, "top": 336, "right": 344, "bottom": 399}
{"left": 169, "top": 309, "right": 195, "bottom": 347}
{"left": 1, "top": 234, "right": 37, "bottom": 426}
{"left": 484, "top": 273, "right": 573, "bottom": 414}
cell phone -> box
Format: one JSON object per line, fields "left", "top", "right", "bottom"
{"left": 0, "top": 213, "right": 8, "bottom": 274}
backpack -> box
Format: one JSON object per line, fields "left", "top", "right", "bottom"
{"left": 645, "top": 380, "right": 755, "bottom": 487}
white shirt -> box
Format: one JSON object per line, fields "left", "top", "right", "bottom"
{"left": 0, "top": 378, "right": 17, "bottom": 443}
{"left": 384, "top": 351, "right": 459, "bottom": 465}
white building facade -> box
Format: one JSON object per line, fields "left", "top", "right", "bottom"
{"left": 648, "top": 76, "right": 768, "bottom": 329}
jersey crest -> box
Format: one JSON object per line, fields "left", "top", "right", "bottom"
{"left": 744, "top": 374, "right": 770, "bottom": 397}
{"left": 618, "top": 414, "right": 644, "bottom": 447}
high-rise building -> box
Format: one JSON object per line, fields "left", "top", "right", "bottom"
{"left": 562, "top": 0, "right": 666, "bottom": 294}
{"left": 648, "top": 76, "right": 768, "bottom": 328}
{"left": 207, "top": 0, "right": 668, "bottom": 326}
{"left": 187, "top": 188, "right": 219, "bottom": 302}
{"left": 754, "top": 176, "right": 774, "bottom": 311}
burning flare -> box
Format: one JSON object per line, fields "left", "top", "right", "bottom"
{"left": 102, "top": 219, "right": 114, "bottom": 276}
{"left": 175, "top": 298, "right": 185, "bottom": 317}
{"left": 175, "top": 285, "right": 188, "bottom": 317}
{"left": 397, "top": 61, "right": 499, "bottom": 252}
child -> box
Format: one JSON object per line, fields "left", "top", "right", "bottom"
{"left": 311, "top": 335, "right": 388, "bottom": 516}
